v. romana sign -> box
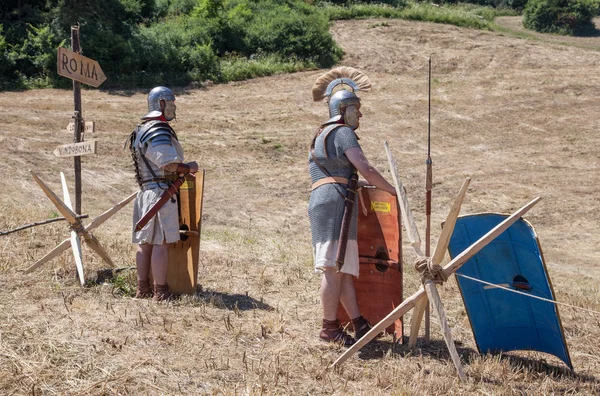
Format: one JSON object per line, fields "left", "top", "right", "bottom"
{"left": 53, "top": 141, "right": 97, "bottom": 157}
{"left": 57, "top": 47, "right": 107, "bottom": 87}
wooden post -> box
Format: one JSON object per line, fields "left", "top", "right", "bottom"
{"left": 71, "top": 26, "right": 83, "bottom": 215}
{"left": 424, "top": 57, "right": 433, "bottom": 344}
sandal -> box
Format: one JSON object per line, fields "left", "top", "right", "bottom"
{"left": 153, "top": 283, "right": 173, "bottom": 302}
{"left": 351, "top": 315, "right": 382, "bottom": 340}
{"left": 136, "top": 280, "right": 153, "bottom": 299}
{"left": 319, "top": 319, "right": 356, "bottom": 347}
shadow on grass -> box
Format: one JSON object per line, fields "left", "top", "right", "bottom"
{"left": 493, "top": 353, "right": 598, "bottom": 383}
{"left": 355, "top": 337, "right": 598, "bottom": 383}
{"left": 195, "top": 288, "right": 274, "bottom": 312}
{"left": 356, "top": 337, "right": 477, "bottom": 363}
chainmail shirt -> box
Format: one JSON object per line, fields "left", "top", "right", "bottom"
{"left": 308, "top": 125, "right": 360, "bottom": 247}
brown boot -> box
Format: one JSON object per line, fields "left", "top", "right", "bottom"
{"left": 136, "top": 280, "right": 152, "bottom": 299}
{"left": 153, "top": 284, "right": 173, "bottom": 302}
{"left": 351, "top": 315, "right": 381, "bottom": 340}
{"left": 319, "top": 319, "right": 356, "bottom": 347}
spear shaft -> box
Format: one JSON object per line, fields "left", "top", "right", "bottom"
{"left": 424, "top": 57, "right": 433, "bottom": 343}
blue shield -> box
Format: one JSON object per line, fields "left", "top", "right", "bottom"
{"left": 447, "top": 213, "right": 572, "bottom": 369}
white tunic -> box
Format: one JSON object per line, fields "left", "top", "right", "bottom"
{"left": 131, "top": 138, "right": 184, "bottom": 245}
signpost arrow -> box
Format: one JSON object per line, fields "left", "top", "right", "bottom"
{"left": 53, "top": 140, "right": 97, "bottom": 157}
{"left": 66, "top": 121, "right": 95, "bottom": 134}
{"left": 57, "top": 47, "right": 106, "bottom": 87}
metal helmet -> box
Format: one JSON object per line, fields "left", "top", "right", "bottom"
{"left": 323, "top": 78, "right": 362, "bottom": 128}
{"left": 328, "top": 89, "right": 361, "bottom": 119}
{"left": 142, "top": 86, "right": 176, "bottom": 120}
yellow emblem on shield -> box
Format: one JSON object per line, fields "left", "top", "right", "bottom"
{"left": 371, "top": 201, "right": 391, "bottom": 213}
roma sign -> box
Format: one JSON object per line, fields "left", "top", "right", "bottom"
{"left": 57, "top": 47, "right": 106, "bottom": 87}
{"left": 53, "top": 140, "right": 97, "bottom": 157}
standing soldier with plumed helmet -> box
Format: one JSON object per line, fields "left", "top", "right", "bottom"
{"left": 309, "top": 67, "right": 397, "bottom": 346}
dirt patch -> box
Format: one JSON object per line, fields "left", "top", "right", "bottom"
{"left": 1, "top": 18, "right": 600, "bottom": 394}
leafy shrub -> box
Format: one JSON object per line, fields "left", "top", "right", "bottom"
{"left": 220, "top": 53, "right": 313, "bottom": 81}
{"left": 324, "top": 2, "right": 493, "bottom": 29}
{"left": 323, "top": 3, "right": 407, "bottom": 19}
{"left": 590, "top": 0, "right": 600, "bottom": 16}
{"left": 132, "top": 16, "right": 219, "bottom": 82}
{"left": 209, "top": 0, "right": 342, "bottom": 67}
{"left": 155, "top": 0, "right": 198, "bottom": 17}
{"left": 523, "top": 0, "right": 597, "bottom": 35}
{"left": 317, "top": 0, "right": 406, "bottom": 5}
{"left": 0, "top": 25, "right": 12, "bottom": 73}
{"left": 411, "top": 0, "right": 525, "bottom": 7}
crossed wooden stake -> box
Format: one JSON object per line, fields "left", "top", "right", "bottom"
{"left": 25, "top": 171, "right": 137, "bottom": 285}
{"left": 332, "top": 143, "right": 541, "bottom": 382}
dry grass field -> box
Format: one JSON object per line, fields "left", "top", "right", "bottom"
{"left": 1, "top": 17, "right": 600, "bottom": 395}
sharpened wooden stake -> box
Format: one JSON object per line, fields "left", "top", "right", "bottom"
{"left": 61, "top": 172, "right": 85, "bottom": 285}
{"left": 432, "top": 178, "right": 471, "bottom": 265}
{"left": 334, "top": 287, "right": 427, "bottom": 366}
{"left": 424, "top": 281, "right": 466, "bottom": 381}
{"left": 81, "top": 232, "right": 114, "bottom": 268}
{"left": 332, "top": 196, "right": 541, "bottom": 368}
{"left": 408, "top": 298, "right": 427, "bottom": 348}
{"left": 28, "top": 171, "right": 137, "bottom": 274}
{"left": 25, "top": 192, "right": 136, "bottom": 273}
{"left": 31, "top": 171, "right": 80, "bottom": 224}
{"left": 408, "top": 178, "right": 470, "bottom": 348}
{"left": 384, "top": 141, "right": 423, "bottom": 256}
{"left": 85, "top": 192, "right": 137, "bottom": 233}
{"left": 25, "top": 239, "right": 70, "bottom": 273}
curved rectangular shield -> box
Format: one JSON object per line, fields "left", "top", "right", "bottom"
{"left": 447, "top": 213, "right": 572, "bottom": 369}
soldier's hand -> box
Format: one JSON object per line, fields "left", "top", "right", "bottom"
{"left": 188, "top": 161, "right": 199, "bottom": 174}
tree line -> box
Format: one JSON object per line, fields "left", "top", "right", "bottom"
{"left": 1, "top": 0, "right": 598, "bottom": 90}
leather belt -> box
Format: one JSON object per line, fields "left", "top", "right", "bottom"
{"left": 311, "top": 176, "right": 349, "bottom": 191}
{"left": 141, "top": 176, "right": 178, "bottom": 184}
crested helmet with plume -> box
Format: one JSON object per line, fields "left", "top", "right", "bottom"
{"left": 312, "top": 67, "right": 371, "bottom": 128}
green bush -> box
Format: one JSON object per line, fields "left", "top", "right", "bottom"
{"left": 209, "top": 0, "right": 342, "bottom": 67}
{"left": 0, "top": 0, "right": 549, "bottom": 90}
{"left": 317, "top": 0, "right": 406, "bottom": 5}
{"left": 323, "top": 3, "right": 407, "bottom": 19}
{"left": 132, "top": 16, "right": 219, "bottom": 80}
{"left": 220, "top": 53, "right": 313, "bottom": 81}
{"left": 523, "top": 0, "right": 597, "bottom": 35}
{"left": 590, "top": 0, "right": 600, "bottom": 16}
{"left": 324, "top": 2, "right": 494, "bottom": 29}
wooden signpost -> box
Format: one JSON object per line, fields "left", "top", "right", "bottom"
{"left": 66, "top": 121, "right": 95, "bottom": 134}
{"left": 53, "top": 140, "right": 97, "bottom": 157}
{"left": 56, "top": 25, "right": 106, "bottom": 216}
{"left": 41, "top": 25, "right": 108, "bottom": 284}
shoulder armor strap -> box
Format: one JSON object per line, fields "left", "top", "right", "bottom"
{"left": 320, "top": 124, "right": 352, "bottom": 159}
{"left": 138, "top": 121, "right": 178, "bottom": 145}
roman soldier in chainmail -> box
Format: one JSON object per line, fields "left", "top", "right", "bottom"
{"left": 309, "top": 67, "right": 397, "bottom": 346}
{"left": 127, "top": 86, "right": 198, "bottom": 301}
